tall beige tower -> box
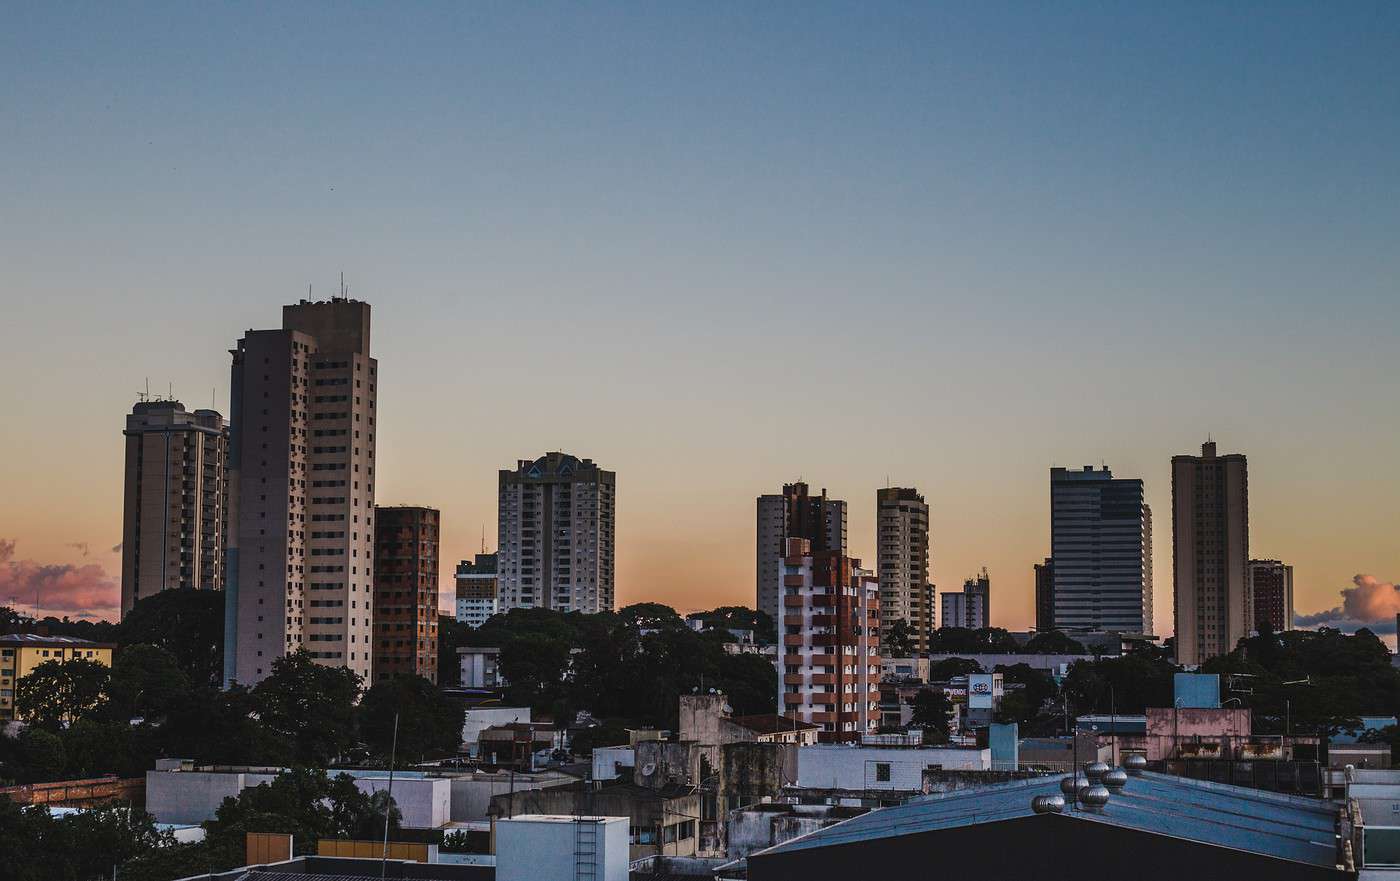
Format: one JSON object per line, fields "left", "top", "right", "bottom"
{"left": 120, "top": 401, "right": 229, "bottom": 617}
{"left": 226, "top": 298, "right": 377, "bottom": 687}
{"left": 875, "top": 487, "right": 933, "bottom": 651}
{"left": 1172, "top": 441, "right": 1249, "bottom": 666}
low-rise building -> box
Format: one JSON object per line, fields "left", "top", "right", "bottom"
{"left": 457, "top": 646, "right": 503, "bottom": 689}
{"left": 0, "top": 634, "right": 117, "bottom": 721}
{"left": 489, "top": 781, "right": 701, "bottom": 861}
{"left": 495, "top": 815, "right": 627, "bottom": 881}
{"left": 462, "top": 707, "right": 530, "bottom": 756}
{"left": 795, "top": 744, "right": 990, "bottom": 793}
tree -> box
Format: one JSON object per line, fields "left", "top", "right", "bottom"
{"left": 4, "top": 727, "right": 67, "bottom": 783}
{"left": 438, "top": 614, "right": 471, "bottom": 686}
{"left": 499, "top": 632, "right": 574, "bottom": 713}
{"left": 251, "top": 650, "right": 361, "bottom": 766}
{"left": 910, "top": 689, "right": 952, "bottom": 744}
{"left": 618, "top": 602, "right": 686, "bottom": 631}
{"left": 928, "top": 657, "right": 983, "bottom": 681}
{"left": 1023, "top": 630, "right": 1086, "bottom": 654}
{"left": 994, "top": 663, "right": 1059, "bottom": 732}
{"left": 358, "top": 675, "right": 463, "bottom": 763}
{"left": 206, "top": 768, "right": 399, "bottom": 856}
{"left": 687, "top": 607, "right": 777, "bottom": 645}
{"left": 1061, "top": 654, "right": 1175, "bottom": 716}
{"left": 15, "top": 657, "right": 110, "bottom": 729}
{"left": 882, "top": 619, "right": 916, "bottom": 658}
{"left": 115, "top": 589, "right": 224, "bottom": 687}
{"left": 104, "top": 643, "right": 192, "bottom": 722}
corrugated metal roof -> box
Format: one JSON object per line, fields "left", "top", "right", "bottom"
{"left": 758, "top": 771, "right": 1340, "bottom": 868}
{"left": 0, "top": 633, "right": 114, "bottom": 648}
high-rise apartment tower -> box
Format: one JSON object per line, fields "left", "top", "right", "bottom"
{"left": 1249, "top": 559, "right": 1294, "bottom": 635}
{"left": 756, "top": 483, "right": 847, "bottom": 624}
{"left": 373, "top": 506, "right": 440, "bottom": 683}
{"left": 1172, "top": 441, "right": 1250, "bottom": 666}
{"left": 497, "top": 453, "right": 615, "bottom": 614}
{"left": 1050, "top": 466, "right": 1153, "bottom": 634}
{"left": 779, "top": 538, "right": 881, "bottom": 742}
{"left": 120, "top": 401, "right": 229, "bottom": 617}
{"left": 226, "top": 298, "right": 377, "bottom": 686}
{"left": 875, "top": 487, "right": 934, "bottom": 651}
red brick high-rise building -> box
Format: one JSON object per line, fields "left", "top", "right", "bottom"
{"left": 373, "top": 506, "right": 441, "bottom": 683}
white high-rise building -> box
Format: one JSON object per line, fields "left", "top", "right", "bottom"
{"left": 497, "top": 453, "right": 615, "bottom": 614}
{"left": 876, "top": 487, "right": 933, "bottom": 650}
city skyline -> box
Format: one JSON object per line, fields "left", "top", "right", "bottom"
{"left": 2, "top": 5, "right": 1398, "bottom": 641}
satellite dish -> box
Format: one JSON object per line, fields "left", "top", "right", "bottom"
{"left": 640, "top": 762, "right": 657, "bottom": 777}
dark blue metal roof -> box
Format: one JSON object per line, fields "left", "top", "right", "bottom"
{"left": 759, "top": 771, "right": 1339, "bottom": 868}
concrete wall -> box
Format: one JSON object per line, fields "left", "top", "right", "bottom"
{"left": 728, "top": 805, "right": 854, "bottom": 859}
{"left": 635, "top": 740, "right": 699, "bottom": 789}
{"left": 462, "top": 707, "right": 531, "bottom": 754}
{"left": 592, "top": 746, "right": 635, "bottom": 782}
{"left": 496, "top": 815, "right": 628, "bottom": 881}
{"left": 353, "top": 777, "right": 450, "bottom": 829}
{"left": 449, "top": 772, "right": 575, "bottom": 821}
{"left": 721, "top": 742, "right": 795, "bottom": 804}
{"left": 144, "top": 770, "right": 276, "bottom": 824}
{"left": 796, "top": 746, "right": 989, "bottom": 791}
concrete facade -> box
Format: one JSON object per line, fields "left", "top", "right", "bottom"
{"left": 457, "top": 646, "right": 503, "bottom": 689}
{"left": 373, "top": 505, "right": 440, "bottom": 683}
{"left": 0, "top": 634, "right": 116, "bottom": 721}
{"left": 497, "top": 452, "right": 615, "bottom": 614}
{"left": 495, "top": 815, "right": 628, "bottom": 881}
{"left": 121, "top": 400, "right": 229, "bottom": 617}
{"left": 875, "top": 487, "right": 934, "bottom": 652}
{"left": 779, "top": 538, "right": 882, "bottom": 741}
{"left": 454, "top": 553, "right": 498, "bottom": 628}
{"left": 353, "top": 776, "right": 450, "bottom": 828}
{"left": 462, "top": 707, "right": 531, "bottom": 755}
{"left": 145, "top": 769, "right": 278, "bottom": 825}
{"left": 1173, "top": 441, "right": 1250, "bottom": 665}
{"left": 756, "top": 483, "right": 847, "bottom": 624}
{"left": 227, "top": 298, "right": 377, "bottom": 687}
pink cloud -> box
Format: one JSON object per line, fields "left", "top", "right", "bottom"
{"left": 1296, "top": 574, "right": 1400, "bottom": 632}
{"left": 0, "top": 539, "right": 119, "bottom": 620}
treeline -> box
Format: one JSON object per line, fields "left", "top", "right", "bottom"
{"left": 1, "top": 641, "right": 460, "bottom": 786}
{"left": 443, "top": 602, "right": 779, "bottom": 735}
{"left": 0, "top": 767, "right": 401, "bottom": 881}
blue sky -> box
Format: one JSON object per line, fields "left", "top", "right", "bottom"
{"left": 2, "top": 3, "right": 1398, "bottom": 631}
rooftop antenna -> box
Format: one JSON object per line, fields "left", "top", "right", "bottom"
{"left": 481, "top": 525, "right": 487, "bottom": 555}
{"left": 138, "top": 378, "right": 150, "bottom": 403}
{"left": 340, "top": 271, "right": 346, "bottom": 298}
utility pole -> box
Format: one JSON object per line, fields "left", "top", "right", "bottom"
{"left": 381, "top": 712, "right": 399, "bottom": 878}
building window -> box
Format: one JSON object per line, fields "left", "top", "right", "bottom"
{"left": 875, "top": 763, "right": 891, "bottom": 783}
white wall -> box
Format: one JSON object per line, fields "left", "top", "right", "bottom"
{"left": 354, "top": 777, "right": 451, "bottom": 829}
{"left": 796, "top": 745, "right": 990, "bottom": 791}
{"left": 462, "top": 707, "right": 531, "bottom": 754}
{"left": 496, "top": 815, "right": 628, "bottom": 881}
{"left": 144, "top": 770, "right": 278, "bottom": 824}
{"left": 591, "top": 746, "right": 635, "bottom": 782}
{"left": 448, "top": 772, "right": 574, "bottom": 821}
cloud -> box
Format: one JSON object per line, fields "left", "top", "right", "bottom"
{"left": 0, "top": 539, "right": 119, "bottom": 620}
{"left": 1295, "top": 574, "right": 1400, "bottom": 634}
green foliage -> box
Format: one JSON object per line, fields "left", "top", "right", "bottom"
{"left": 15, "top": 657, "right": 111, "bottom": 729}
{"left": 114, "top": 589, "right": 224, "bottom": 687}
{"left": 687, "top": 606, "right": 778, "bottom": 644}
{"left": 1022, "top": 630, "right": 1087, "bottom": 654}
{"left": 437, "top": 614, "right": 471, "bottom": 686}
{"left": 0, "top": 799, "right": 171, "bottom": 881}
{"left": 358, "top": 674, "right": 464, "bottom": 763}
{"left": 910, "top": 689, "right": 952, "bottom": 743}
{"left": 994, "top": 663, "right": 1059, "bottom": 732}
{"left": 251, "top": 650, "right": 363, "bottom": 766}
{"left": 208, "top": 767, "right": 400, "bottom": 855}
{"left": 1061, "top": 653, "right": 1175, "bottom": 715}
{"left": 1199, "top": 627, "right": 1397, "bottom": 735}
{"left": 927, "top": 627, "right": 1020, "bottom": 653}
{"left": 569, "top": 718, "right": 631, "bottom": 756}
{"left": 881, "top": 619, "right": 916, "bottom": 658}
{"left": 928, "top": 657, "right": 984, "bottom": 680}
{"left": 104, "top": 643, "right": 192, "bottom": 722}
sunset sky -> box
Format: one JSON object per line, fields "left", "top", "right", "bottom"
{"left": 2, "top": 4, "right": 1398, "bottom": 640}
